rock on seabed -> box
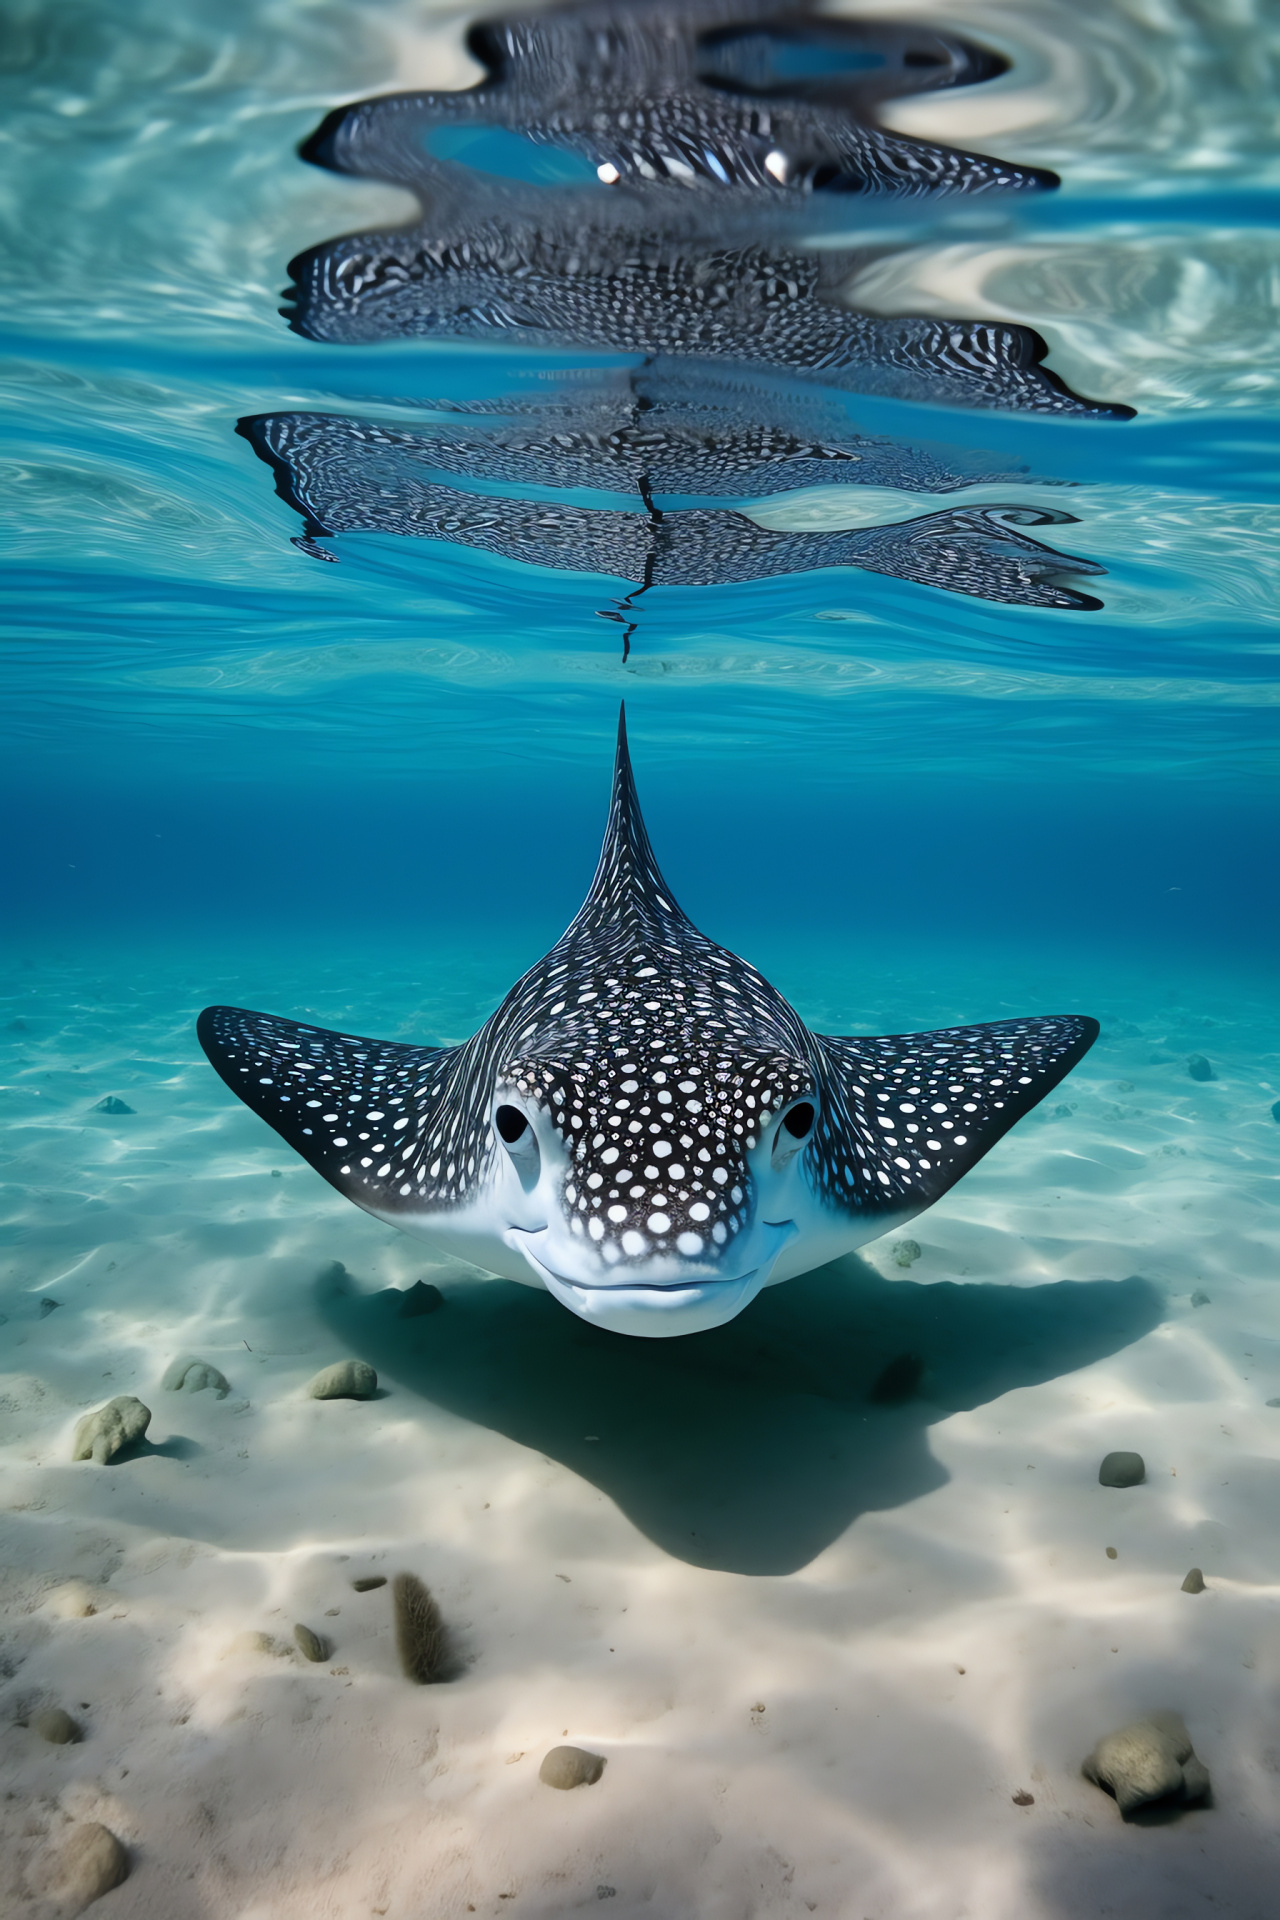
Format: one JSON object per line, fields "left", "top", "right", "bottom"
{"left": 161, "top": 1355, "right": 231, "bottom": 1397}
{"left": 31, "top": 1708, "right": 82, "bottom": 1744}
{"left": 41, "top": 1823, "right": 129, "bottom": 1911}
{"left": 393, "top": 1573, "right": 448, "bottom": 1683}
{"left": 294, "top": 1622, "right": 329, "bottom": 1662}
{"left": 1099, "top": 1450, "right": 1145, "bottom": 1487}
{"left": 306, "top": 1359, "right": 377, "bottom": 1400}
{"left": 539, "top": 1745, "right": 606, "bottom": 1789}
{"left": 1083, "top": 1712, "right": 1210, "bottom": 1817}
{"left": 71, "top": 1396, "right": 150, "bottom": 1464}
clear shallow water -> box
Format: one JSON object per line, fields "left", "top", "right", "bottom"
{"left": 2, "top": 1, "right": 1280, "bottom": 1913}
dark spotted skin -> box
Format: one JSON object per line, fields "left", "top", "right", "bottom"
{"left": 282, "top": 0, "right": 1130, "bottom": 420}
{"left": 240, "top": 357, "right": 1056, "bottom": 500}
{"left": 284, "top": 215, "right": 1126, "bottom": 419}
{"left": 237, "top": 409, "right": 1103, "bottom": 608}
{"left": 303, "top": 0, "right": 1049, "bottom": 208}
{"left": 199, "top": 712, "right": 1099, "bottom": 1274}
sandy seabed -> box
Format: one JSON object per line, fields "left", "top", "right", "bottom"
{"left": 1, "top": 934, "right": 1278, "bottom": 1920}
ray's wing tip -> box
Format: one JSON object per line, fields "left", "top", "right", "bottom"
{"left": 197, "top": 1003, "right": 289, "bottom": 1066}
{"left": 196, "top": 1003, "right": 259, "bottom": 1073}
{"left": 196, "top": 1004, "right": 228, "bottom": 1049}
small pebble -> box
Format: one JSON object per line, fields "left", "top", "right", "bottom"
{"left": 890, "top": 1239, "right": 921, "bottom": 1269}
{"left": 306, "top": 1359, "right": 377, "bottom": 1401}
{"left": 352, "top": 1575, "right": 386, "bottom": 1592}
{"left": 92, "top": 1096, "right": 135, "bottom": 1115}
{"left": 539, "top": 1745, "right": 606, "bottom": 1790}
{"left": 161, "top": 1355, "right": 230, "bottom": 1397}
{"left": 1099, "top": 1450, "right": 1145, "bottom": 1488}
{"left": 398, "top": 1280, "right": 445, "bottom": 1317}
{"left": 55, "top": 1824, "right": 129, "bottom": 1909}
{"left": 1105, "top": 1546, "right": 1118, "bottom": 1559}
{"left": 42, "top": 1824, "right": 128, "bottom": 1909}
{"left": 294, "top": 1623, "right": 329, "bottom": 1662}
{"left": 1083, "top": 1712, "right": 1209, "bottom": 1817}
{"left": 393, "top": 1573, "right": 448, "bottom": 1683}
{"left": 31, "top": 1708, "right": 82, "bottom": 1744}
{"left": 1181, "top": 1567, "right": 1206, "bottom": 1594}
{"left": 72, "top": 1396, "right": 151, "bottom": 1465}
{"left": 1186, "top": 1054, "right": 1215, "bottom": 1082}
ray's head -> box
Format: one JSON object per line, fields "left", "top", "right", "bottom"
{"left": 490, "top": 707, "right": 819, "bottom": 1337}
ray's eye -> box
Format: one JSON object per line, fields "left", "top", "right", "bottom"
{"left": 783, "top": 1102, "right": 815, "bottom": 1139}
{"left": 495, "top": 1105, "right": 530, "bottom": 1144}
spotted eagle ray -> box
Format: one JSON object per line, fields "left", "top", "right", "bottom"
{"left": 199, "top": 713, "right": 1097, "bottom": 1338}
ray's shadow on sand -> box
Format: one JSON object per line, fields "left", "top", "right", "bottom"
{"left": 319, "top": 1258, "right": 1163, "bottom": 1575}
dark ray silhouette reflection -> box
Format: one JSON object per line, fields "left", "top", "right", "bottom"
{"left": 318, "top": 1260, "right": 1163, "bottom": 1574}
{"left": 241, "top": 408, "right": 1103, "bottom": 606}
{"left": 243, "top": 359, "right": 1058, "bottom": 501}
{"left": 284, "top": 195, "right": 1121, "bottom": 418}
{"left": 286, "top": 0, "right": 1131, "bottom": 419}
{"left": 306, "top": 0, "right": 1044, "bottom": 210}
{"left": 243, "top": 0, "right": 1128, "bottom": 617}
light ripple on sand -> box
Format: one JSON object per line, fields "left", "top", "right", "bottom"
{"left": 1, "top": 941, "right": 1278, "bottom": 1914}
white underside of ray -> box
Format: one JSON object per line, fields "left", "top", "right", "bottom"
{"left": 361, "top": 1179, "right": 918, "bottom": 1339}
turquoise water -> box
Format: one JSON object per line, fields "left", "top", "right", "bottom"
{"left": 2, "top": 2, "right": 1280, "bottom": 1912}
{"left": 2, "top": 2, "right": 1277, "bottom": 971}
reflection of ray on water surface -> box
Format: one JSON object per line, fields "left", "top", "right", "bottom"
{"left": 252, "top": 0, "right": 1123, "bottom": 626}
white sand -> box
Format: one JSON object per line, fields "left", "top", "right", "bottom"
{"left": 2, "top": 936, "right": 1279, "bottom": 1917}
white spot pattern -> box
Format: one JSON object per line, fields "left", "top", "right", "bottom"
{"left": 199, "top": 714, "right": 1098, "bottom": 1270}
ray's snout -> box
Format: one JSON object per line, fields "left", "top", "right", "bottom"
{"left": 486, "top": 1053, "right": 820, "bottom": 1335}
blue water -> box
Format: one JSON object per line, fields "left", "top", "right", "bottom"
{"left": 2, "top": 2, "right": 1279, "bottom": 1910}
{"left": 2, "top": 0, "right": 1277, "bottom": 970}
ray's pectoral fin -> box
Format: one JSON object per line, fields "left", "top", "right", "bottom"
{"left": 197, "top": 1005, "right": 460, "bottom": 1215}
{"left": 815, "top": 1014, "right": 1099, "bottom": 1217}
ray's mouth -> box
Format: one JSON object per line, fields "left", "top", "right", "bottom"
{"left": 515, "top": 1237, "right": 774, "bottom": 1336}
{"left": 506, "top": 1221, "right": 797, "bottom": 1319}
{"left": 512, "top": 1236, "right": 751, "bottom": 1295}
